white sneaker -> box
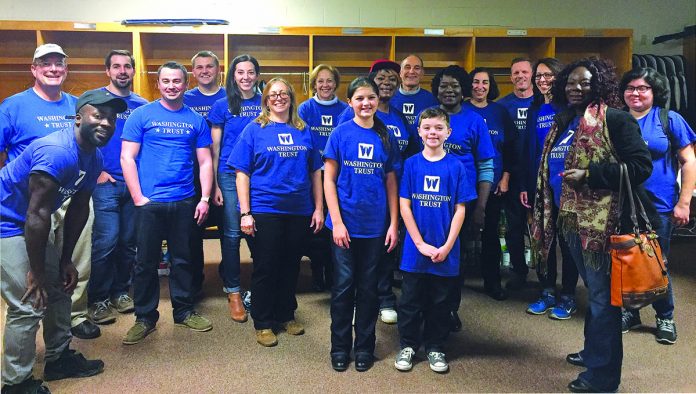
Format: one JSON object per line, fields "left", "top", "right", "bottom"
{"left": 394, "top": 347, "right": 415, "bottom": 371}
{"left": 379, "top": 308, "right": 398, "bottom": 324}
{"left": 428, "top": 352, "right": 448, "bottom": 373}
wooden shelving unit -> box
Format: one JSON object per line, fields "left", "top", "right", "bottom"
{"left": 0, "top": 22, "right": 632, "bottom": 102}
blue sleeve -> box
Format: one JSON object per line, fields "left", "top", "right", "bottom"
{"left": 455, "top": 161, "right": 471, "bottom": 204}
{"left": 384, "top": 134, "right": 402, "bottom": 174}
{"left": 0, "top": 105, "right": 11, "bottom": 152}
{"left": 298, "top": 100, "right": 310, "bottom": 123}
{"left": 196, "top": 117, "right": 212, "bottom": 148}
{"left": 208, "top": 99, "right": 226, "bottom": 126}
{"left": 323, "top": 129, "right": 340, "bottom": 162}
{"left": 336, "top": 107, "right": 354, "bottom": 125}
{"left": 473, "top": 115, "right": 496, "bottom": 161}
{"left": 309, "top": 128, "right": 323, "bottom": 172}
{"left": 121, "top": 107, "right": 143, "bottom": 143}
{"left": 228, "top": 123, "right": 255, "bottom": 174}
{"left": 668, "top": 110, "right": 696, "bottom": 149}
{"left": 399, "top": 159, "right": 412, "bottom": 198}
{"left": 476, "top": 158, "right": 494, "bottom": 184}
{"left": 30, "top": 145, "right": 74, "bottom": 185}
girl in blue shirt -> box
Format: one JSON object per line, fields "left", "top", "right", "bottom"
{"left": 619, "top": 67, "right": 696, "bottom": 344}
{"left": 209, "top": 54, "right": 262, "bottom": 323}
{"left": 298, "top": 64, "right": 348, "bottom": 292}
{"left": 230, "top": 77, "right": 323, "bottom": 347}
{"left": 324, "top": 77, "right": 400, "bottom": 372}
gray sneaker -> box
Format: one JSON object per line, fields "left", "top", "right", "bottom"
{"left": 175, "top": 312, "right": 213, "bottom": 332}
{"left": 655, "top": 317, "right": 677, "bottom": 344}
{"left": 123, "top": 321, "right": 156, "bottom": 345}
{"left": 427, "top": 352, "right": 449, "bottom": 373}
{"left": 88, "top": 300, "right": 115, "bottom": 325}
{"left": 110, "top": 294, "right": 135, "bottom": 314}
{"left": 394, "top": 347, "right": 415, "bottom": 371}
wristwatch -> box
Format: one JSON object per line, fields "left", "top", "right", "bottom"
{"left": 200, "top": 196, "right": 210, "bottom": 203}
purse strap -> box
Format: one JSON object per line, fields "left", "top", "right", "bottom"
{"left": 617, "top": 162, "right": 653, "bottom": 234}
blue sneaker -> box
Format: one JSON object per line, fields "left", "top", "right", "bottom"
{"left": 526, "top": 291, "right": 556, "bottom": 315}
{"left": 549, "top": 295, "right": 577, "bottom": 320}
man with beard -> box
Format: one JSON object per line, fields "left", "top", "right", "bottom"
{"left": 1, "top": 89, "right": 127, "bottom": 393}
{"left": 87, "top": 50, "right": 148, "bottom": 327}
{"left": 496, "top": 57, "right": 534, "bottom": 291}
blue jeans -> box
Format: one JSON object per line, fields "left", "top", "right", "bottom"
{"left": 330, "top": 236, "right": 383, "bottom": 357}
{"left": 626, "top": 211, "right": 675, "bottom": 319}
{"left": 567, "top": 232, "right": 622, "bottom": 392}
{"left": 88, "top": 180, "right": 136, "bottom": 303}
{"left": 133, "top": 196, "right": 197, "bottom": 324}
{"left": 218, "top": 171, "right": 242, "bottom": 293}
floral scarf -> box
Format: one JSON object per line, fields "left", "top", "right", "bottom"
{"left": 531, "top": 102, "right": 620, "bottom": 273}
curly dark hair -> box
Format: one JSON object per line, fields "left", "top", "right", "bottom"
{"left": 619, "top": 67, "right": 670, "bottom": 108}
{"left": 551, "top": 57, "right": 622, "bottom": 109}
{"left": 469, "top": 67, "right": 499, "bottom": 101}
{"left": 431, "top": 65, "right": 471, "bottom": 100}
{"left": 531, "top": 57, "right": 563, "bottom": 106}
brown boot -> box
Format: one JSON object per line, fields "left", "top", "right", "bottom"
{"left": 228, "top": 292, "right": 248, "bottom": 323}
{"left": 256, "top": 329, "right": 278, "bottom": 347}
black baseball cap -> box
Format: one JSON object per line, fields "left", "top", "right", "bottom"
{"left": 74, "top": 89, "right": 128, "bottom": 114}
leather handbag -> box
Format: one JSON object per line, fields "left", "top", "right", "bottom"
{"left": 609, "top": 163, "right": 669, "bottom": 309}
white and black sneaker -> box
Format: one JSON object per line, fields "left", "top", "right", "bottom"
{"left": 427, "top": 351, "right": 449, "bottom": 373}
{"left": 655, "top": 317, "right": 677, "bottom": 344}
{"left": 394, "top": 347, "right": 415, "bottom": 371}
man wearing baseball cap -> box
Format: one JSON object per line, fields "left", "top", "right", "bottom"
{"left": 1, "top": 89, "right": 126, "bottom": 393}
{"left": 1, "top": 43, "right": 103, "bottom": 340}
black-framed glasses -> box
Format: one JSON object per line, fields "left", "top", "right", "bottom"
{"left": 624, "top": 85, "right": 651, "bottom": 94}
{"left": 268, "top": 92, "right": 289, "bottom": 100}
{"left": 534, "top": 73, "right": 554, "bottom": 80}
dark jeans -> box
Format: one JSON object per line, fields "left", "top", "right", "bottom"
{"left": 398, "top": 271, "right": 456, "bottom": 353}
{"left": 626, "top": 211, "right": 675, "bottom": 319}
{"left": 133, "top": 196, "right": 197, "bottom": 324}
{"left": 537, "top": 207, "right": 579, "bottom": 295}
{"left": 480, "top": 193, "right": 504, "bottom": 289}
{"left": 330, "top": 236, "right": 383, "bottom": 357}
{"left": 88, "top": 180, "right": 136, "bottom": 303}
{"left": 250, "top": 213, "right": 310, "bottom": 330}
{"left": 378, "top": 221, "right": 404, "bottom": 310}
{"left": 505, "top": 192, "right": 528, "bottom": 278}
{"left": 306, "top": 226, "right": 333, "bottom": 287}
{"left": 447, "top": 200, "right": 474, "bottom": 312}
{"left": 568, "top": 232, "right": 622, "bottom": 392}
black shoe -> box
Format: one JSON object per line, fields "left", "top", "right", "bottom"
{"left": 355, "top": 353, "right": 374, "bottom": 372}
{"left": 1, "top": 376, "right": 51, "bottom": 394}
{"left": 484, "top": 285, "right": 509, "bottom": 301}
{"left": 566, "top": 353, "right": 585, "bottom": 367}
{"left": 568, "top": 378, "right": 603, "bottom": 393}
{"left": 449, "top": 311, "right": 462, "bottom": 332}
{"left": 70, "top": 320, "right": 101, "bottom": 339}
{"left": 44, "top": 348, "right": 104, "bottom": 381}
{"left": 505, "top": 275, "right": 527, "bottom": 291}
{"left": 331, "top": 353, "right": 349, "bottom": 372}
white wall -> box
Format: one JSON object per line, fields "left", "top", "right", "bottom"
{"left": 2, "top": 0, "right": 694, "bottom": 55}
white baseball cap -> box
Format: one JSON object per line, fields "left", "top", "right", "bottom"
{"left": 33, "top": 43, "right": 68, "bottom": 61}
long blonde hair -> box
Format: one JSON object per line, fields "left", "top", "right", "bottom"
{"left": 255, "top": 77, "right": 306, "bottom": 130}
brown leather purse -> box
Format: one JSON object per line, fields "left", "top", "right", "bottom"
{"left": 609, "top": 163, "right": 669, "bottom": 309}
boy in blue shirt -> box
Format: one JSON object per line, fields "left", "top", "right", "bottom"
{"left": 395, "top": 107, "right": 470, "bottom": 373}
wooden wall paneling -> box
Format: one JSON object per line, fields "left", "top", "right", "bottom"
{"left": 0, "top": 29, "right": 37, "bottom": 100}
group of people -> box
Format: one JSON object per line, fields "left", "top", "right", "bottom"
{"left": 1, "top": 41, "right": 694, "bottom": 393}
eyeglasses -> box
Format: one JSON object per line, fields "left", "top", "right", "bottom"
{"left": 35, "top": 61, "right": 67, "bottom": 70}
{"left": 267, "top": 92, "right": 289, "bottom": 100}
{"left": 535, "top": 73, "right": 554, "bottom": 80}
{"left": 624, "top": 85, "right": 651, "bottom": 94}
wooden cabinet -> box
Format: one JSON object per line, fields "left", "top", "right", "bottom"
{"left": 0, "top": 21, "right": 632, "bottom": 102}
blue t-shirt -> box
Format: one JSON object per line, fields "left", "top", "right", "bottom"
{"left": 297, "top": 96, "right": 348, "bottom": 156}
{"left": 400, "top": 153, "right": 470, "bottom": 277}
{"left": 638, "top": 107, "right": 696, "bottom": 213}
{"left": 98, "top": 88, "right": 148, "bottom": 182}
{"left": 1, "top": 88, "right": 77, "bottom": 163}
{"left": 337, "top": 106, "right": 414, "bottom": 159}
{"left": 183, "top": 87, "right": 227, "bottom": 120}
{"left": 390, "top": 88, "right": 439, "bottom": 127}
{"left": 438, "top": 106, "right": 495, "bottom": 200}
{"left": 208, "top": 94, "right": 262, "bottom": 173}
{"left": 1, "top": 128, "right": 102, "bottom": 237}
{"left": 228, "top": 121, "right": 322, "bottom": 216}
{"left": 497, "top": 93, "right": 534, "bottom": 133}
{"left": 323, "top": 120, "right": 402, "bottom": 238}
{"left": 534, "top": 103, "right": 557, "bottom": 168}
{"left": 464, "top": 101, "right": 512, "bottom": 187}
{"left": 548, "top": 117, "right": 579, "bottom": 207}
{"left": 121, "top": 101, "right": 212, "bottom": 202}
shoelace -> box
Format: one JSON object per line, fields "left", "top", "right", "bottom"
{"left": 94, "top": 301, "right": 110, "bottom": 314}
{"left": 656, "top": 318, "right": 675, "bottom": 333}
{"left": 399, "top": 348, "right": 415, "bottom": 360}
{"left": 115, "top": 294, "right": 132, "bottom": 304}
{"left": 428, "top": 352, "right": 446, "bottom": 364}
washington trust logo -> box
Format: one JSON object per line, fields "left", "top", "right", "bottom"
{"left": 423, "top": 175, "right": 440, "bottom": 192}
{"left": 517, "top": 108, "right": 528, "bottom": 119}
{"left": 278, "top": 133, "right": 294, "bottom": 145}
{"left": 321, "top": 115, "right": 333, "bottom": 126}
{"left": 358, "top": 143, "right": 374, "bottom": 159}
{"left": 402, "top": 103, "right": 415, "bottom": 115}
